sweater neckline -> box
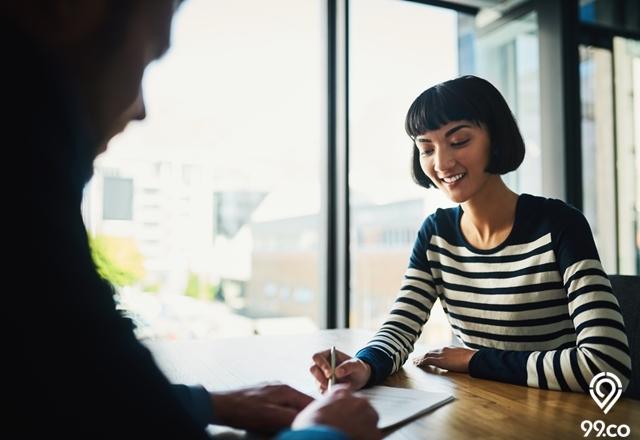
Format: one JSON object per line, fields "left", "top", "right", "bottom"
{"left": 455, "top": 194, "right": 526, "bottom": 255}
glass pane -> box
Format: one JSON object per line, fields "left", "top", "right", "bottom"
{"left": 579, "top": 45, "right": 617, "bottom": 273}
{"left": 613, "top": 37, "right": 640, "bottom": 274}
{"left": 349, "top": 0, "right": 461, "bottom": 347}
{"left": 83, "top": 0, "right": 325, "bottom": 340}
{"left": 475, "top": 12, "right": 541, "bottom": 196}
{"left": 580, "top": 0, "right": 640, "bottom": 33}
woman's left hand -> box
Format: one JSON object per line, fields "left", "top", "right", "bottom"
{"left": 413, "top": 346, "right": 478, "bottom": 373}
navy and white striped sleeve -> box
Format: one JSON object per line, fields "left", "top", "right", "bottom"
{"left": 355, "top": 219, "right": 437, "bottom": 386}
{"left": 469, "top": 207, "right": 632, "bottom": 392}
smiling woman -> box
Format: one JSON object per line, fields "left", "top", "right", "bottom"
{"left": 310, "top": 75, "right": 632, "bottom": 396}
{"left": 407, "top": 76, "right": 525, "bottom": 192}
{"left": 414, "top": 121, "right": 492, "bottom": 204}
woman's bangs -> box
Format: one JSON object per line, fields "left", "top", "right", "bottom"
{"left": 406, "top": 85, "right": 482, "bottom": 138}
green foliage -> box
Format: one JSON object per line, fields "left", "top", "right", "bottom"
{"left": 89, "top": 234, "right": 145, "bottom": 287}
{"left": 185, "top": 272, "right": 201, "bottom": 299}
{"left": 184, "top": 271, "right": 217, "bottom": 301}
{"left": 142, "top": 283, "right": 161, "bottom": 294}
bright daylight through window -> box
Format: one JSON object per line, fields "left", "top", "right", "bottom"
{"left": 84, "top": 0, "right": 325, "bottom": 340}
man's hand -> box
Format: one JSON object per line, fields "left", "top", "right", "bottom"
{"left": 291, "top": 385, "right": 381, "bottom": 440}
{"left": 210, "top": 383, "right": 313, "bottom": 433}
{"left": 413, "top": 346, "right": 478, "bottom": 373}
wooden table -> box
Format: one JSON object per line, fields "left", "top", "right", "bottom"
{"left": 147, "top": 329, "right": 640, "bottom": 439}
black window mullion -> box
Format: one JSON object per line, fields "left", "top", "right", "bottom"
{"left": 325, "top": 0, "right": 349, "bottom": 329}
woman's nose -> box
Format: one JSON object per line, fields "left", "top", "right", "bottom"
{"left": 434, "top": 147, "right": 455, "bottom": 172}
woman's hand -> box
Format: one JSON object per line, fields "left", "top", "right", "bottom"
{"left": 309, "top": 348, "right": 372, "bottom": 393}
{"left": 413, "top": 346, "right": 478, "bottom": 373}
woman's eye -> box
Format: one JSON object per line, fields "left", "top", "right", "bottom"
{"left": 451, "top": 139, "right": 469, "bottom": 147}
{"left": 420, "top": 150, "right": 434, "bottom": 157}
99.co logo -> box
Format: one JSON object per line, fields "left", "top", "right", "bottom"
{"left": 580, "top": 372, "right": 630, "bottom": 438}
{"left": 589, "top": 372, "right": 622, "bottom": 414}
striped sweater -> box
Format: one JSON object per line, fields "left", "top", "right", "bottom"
{"left": 355, "top": 194, "right": 632, "bottom": 392}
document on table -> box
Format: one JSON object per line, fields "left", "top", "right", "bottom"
{"left": 356, "top": 386, "right": 454, "bottom": 429}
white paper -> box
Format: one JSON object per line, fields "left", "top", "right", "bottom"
{"left": 356, "top": 386, "right": 454, "bottom": 429}
{"left": 304, "top": 385, "right": 454, "bottom": 429}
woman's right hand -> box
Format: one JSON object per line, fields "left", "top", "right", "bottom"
{"left": 309, "top": 348, "right": 372, "bottom": 393}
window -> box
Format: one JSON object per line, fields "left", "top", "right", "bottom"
{"left": 77, "top": 0, "right": 625, "bottom": 342}
{"left": 84, "top": 0, "right": 325, "bottom": 340}
{"left": 580, "top": 36, "right": 640, "bottom": 274}
{"left": 579, "top": 0, "right": 640, "bottom": 33}
{"left": 580, "top": 44, "right": 616, "bottom": 272}
{"left": 102, "top": 177, "right": 134, "bottom": 220}
{"left": 476, "top": 11, "right": 541, "bottom": 196}
{"left": 349, "top": 0, "right": 460, "bottom": 346}
{"left": 613, "top": 37, "right": 640, "bottom": 274}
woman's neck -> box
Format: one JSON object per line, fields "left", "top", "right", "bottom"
{"left": 459, "top": 177, "right": 519, "bottom": 249}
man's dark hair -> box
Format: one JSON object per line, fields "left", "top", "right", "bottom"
{"left": 405, "top": 75, "right": 525, "bottom": 189}
{"left": 92, "top": 0, "right": 184, "bottom": 56}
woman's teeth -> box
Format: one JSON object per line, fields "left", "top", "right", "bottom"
{"left": 441, "top": 173, "right": 465, "bottom": 183}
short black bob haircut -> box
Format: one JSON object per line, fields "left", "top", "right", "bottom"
{"left": 406, "top": 75, "right": 525, "bottom": 189}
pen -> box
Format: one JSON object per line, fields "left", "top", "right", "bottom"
{"left": 329, "top": 345, "right": 336, "bottom": 390}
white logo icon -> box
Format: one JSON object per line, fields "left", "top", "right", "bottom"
{"left": 589, "top": 372, "right": 622, "bottom": 414}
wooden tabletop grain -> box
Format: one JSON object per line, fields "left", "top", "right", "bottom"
{"left": 147, "top": 329, "right": 639, "bottom": 439}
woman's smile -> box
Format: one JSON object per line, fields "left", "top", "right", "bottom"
{"left": 439, "top": 172, "right": 466, "bottom": 186}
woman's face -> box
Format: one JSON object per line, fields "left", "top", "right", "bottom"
{"left": 415, "top": 120, "right": 493, "bottom": 204}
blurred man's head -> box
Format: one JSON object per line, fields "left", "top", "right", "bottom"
{"left": 4, "top": 0, "right": 182, "bottom": 156}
